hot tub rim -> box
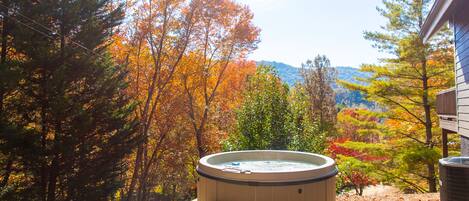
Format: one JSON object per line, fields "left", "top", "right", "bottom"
{"left": 197, "top": 150, "right": 338, "bottom": 186}
{"left": 196, "top": 165, "right": 338, "bottom": 186}
{"left": 199, "top": 150, "right": 335, "bottom": 173}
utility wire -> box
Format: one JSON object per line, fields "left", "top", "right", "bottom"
{"left": 1, "top": 14, "right": 55, "bottom": 41}
{"left": 0, "top": 3, "right": 109, "bottom": 61}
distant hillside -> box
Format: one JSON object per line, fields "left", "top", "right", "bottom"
{"left": 256, "top": 60, "right": 374, "bottom": 108}
{"left": 256, "top": 61, "right": 302, "bottom": 86}
{"left": 256, "top": 60, "right": 369, "bottom": 87}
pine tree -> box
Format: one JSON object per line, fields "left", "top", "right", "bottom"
{"left": 0, "top": 0, "right": 19, "bottom": 192}
{"left": 340, "top": 0, "right": 454, "bottom": 192}
{"left": 0, "top": 0, "right": 138, "bottom": 200}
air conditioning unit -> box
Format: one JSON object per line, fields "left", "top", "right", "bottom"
{"left": 439, "top": 157, "right": 469, "bottom": 201}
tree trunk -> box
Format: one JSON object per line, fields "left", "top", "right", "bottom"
{"left": 421, "top": 60, "right": 437, "bottom": 192}
{"left": 0, "top": 10, "right": 11, "bottom": 175}
{"left": 126, "top": 145, "right": 142, "bottom": 201}
{"left": 46, "top": 157, "right": 58, "bottom": 201}
{"left": 196, "top": 129, "right": 206, "bottom": 158}
{"left": 0, "top": 0, "right": 8, "bottom": 115}
{"left": 427, "top": 163, "right": 437, "bottom": 192}
{"left": 44, "top": 14, "right": 62, "bottom": 201}
{"left": 193, "top": 105, "right": 210, "bottom": 158}
{"left": 0, "top": 155, "right": 13, "bottom": 188}
{"left": 40, "top": 97, "right": 48, "bottom": 201}
{"left": 137, "top": 143, "right": 148, "bottom": 201}
{"left": 442, "top": 129, "right": 449, "bottom": 158}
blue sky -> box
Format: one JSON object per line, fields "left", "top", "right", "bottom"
{"left": 236, "top": 0, "right": 388, "bottom": 67}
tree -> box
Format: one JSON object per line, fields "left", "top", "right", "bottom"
{"left": 333, "top": 154, "right": 378, "bottom": 196}
{"left": 331, "top": 109, "right": 387, "bottom": 195}
{"left": 336, "top": 108, "right": 382, "bottom": 143}
{"left": 340, "top": 0, "right": 454, "bottom": 192}
{"left": 224, "top": 66, "right": 292, "bottom": 150}
{"left": 0, "top": 0, "right": 10, "bottom": 116}
{"left": 225, "top": 66, "right": 328, "bottom": 153}
{"left": 181, "top": 0, "right": 259, "bottom": 157}
{"left": 0, "top": 0, "right": 138, "bottom": 200}
{"left": 300, "top": 55, "right": 337, "bottom": 132}
{"left": 288, "top": 84, "right": 326, "bottom": 153}
{"left": 111, "top": 0, "right": 259, "bottom": 199}
{"left": 0, "top": 0, "right": 18, "bottom": 191}
{"left": 110, "top": 1, "right": 198, "bottom": 200}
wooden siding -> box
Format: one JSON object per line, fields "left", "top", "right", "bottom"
{"left": 439, "top": 118, "right": 458, "bottom": 132}
{"left": 436, "top": 88, "right": 457, "bottom": 132}
{"left": 453, "top": 3, "right": 469, "bottom": 138}
{"left": 437, "top": 88, "right": 456, "bottom": 115}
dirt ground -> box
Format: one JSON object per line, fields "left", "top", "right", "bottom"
{"left": 337, "top": 185, "right": 439, "bottom": 201}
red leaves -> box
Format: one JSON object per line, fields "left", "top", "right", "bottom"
{"left": 327, "top": 138, "right": 386, "bottom": 162}
{"left": 343, "top": 171, "right": 377, "bottom": 186}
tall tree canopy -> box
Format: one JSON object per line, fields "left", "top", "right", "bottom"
{"left": 0, "top": 0, "right": 138, "bottom": 200}
{"left": 110, "top": 0, "right": 259, "bottom": 199}
{"left": 300, "top": 55, "right": 337, "bottom": 132}
{"left": 181, "top": 0, "right": 260, "bottom": 157}
{"left": 225, "top": 66, "right": 292, "bottom": 150}
{"left": 225, "top": 66, "right": 326, "bottom": 153}
{"left": 340, "top": 0, "right": 454, "bottom": 192}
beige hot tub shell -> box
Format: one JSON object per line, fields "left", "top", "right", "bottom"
{"left": 197, "top": 150, "right": 337, "bottom": 201}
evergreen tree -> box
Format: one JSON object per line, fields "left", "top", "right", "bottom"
{"left": 0, "top": 0, "right": 19, "bottom": 193}
{"left": 0, "top": 0, "right": 138, "bottom": 200}
{"left": 341, "top": 0, "right": 454, "bottom": 192}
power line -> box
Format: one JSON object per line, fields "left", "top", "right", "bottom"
{"left": 1, "top": 14, "right": 55, "bottom": 41}
{"left": 0, "top": 3, "right": 109, "bottom": 61}
{"left": 0, "top": 4, "right": 57, "bottom": 36}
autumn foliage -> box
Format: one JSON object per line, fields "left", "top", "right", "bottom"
{"left": 330, "top": 108, "right": 387, "bottom": 195}
{"left": 0, "top": 0, "right": 459, "bottom": 200}
{"left": 109, "top": 0, "right": 259, "bottom": 199}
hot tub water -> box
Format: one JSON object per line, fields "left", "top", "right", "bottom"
{"left": 218, "top": 160, "right": 318, "bottom": 172}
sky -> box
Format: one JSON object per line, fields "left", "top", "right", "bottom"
{"left": 236, "top": 0, "right": 389, "bottom": 67}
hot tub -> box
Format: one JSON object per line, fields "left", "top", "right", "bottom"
{"left": 196, "top": 150, "right": 338, "bottom": 201}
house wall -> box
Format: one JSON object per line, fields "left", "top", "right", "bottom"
{"left": 462, "top": 136, "right": 469, "bottom": 156}
{"left": 452, "top": 2, "right": 469, "bottom": 156}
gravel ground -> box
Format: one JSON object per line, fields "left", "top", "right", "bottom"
{"left": 337, "top": 185, "right": 440, "bottom": 201}
{"left": 194, "top": 185, "right": 440, "bottom": 201}
{"left": 337, "top": 193, "right": 439, "bottom": 201}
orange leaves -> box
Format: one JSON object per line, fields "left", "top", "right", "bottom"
{"left": 109, "top": 0, "right": 260, "bottom": 196}
{"left": 172, "top": 0, "right": 259, "bottom": 157}
{"left": 217, "top": 60, "right": 256, "bottom": 111}
{"left": 190, "top": 0, "right": 260, "bottom": 57}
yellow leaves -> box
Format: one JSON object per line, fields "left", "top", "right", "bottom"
{"left": 176, "top": 52, "right": 255, "bottom": 114}
{"left": 337, "top": 79, "right": 367, "bottom": 93}
{"left": 111, "top": 0, "right": 259, "bottom": 159}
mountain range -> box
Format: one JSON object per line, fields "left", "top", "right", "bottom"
{"left": 256, "top": 60, "right": 369, "bottom": 86}
{"left": 256, "top": 60, "right": 374, "bottom": 108}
